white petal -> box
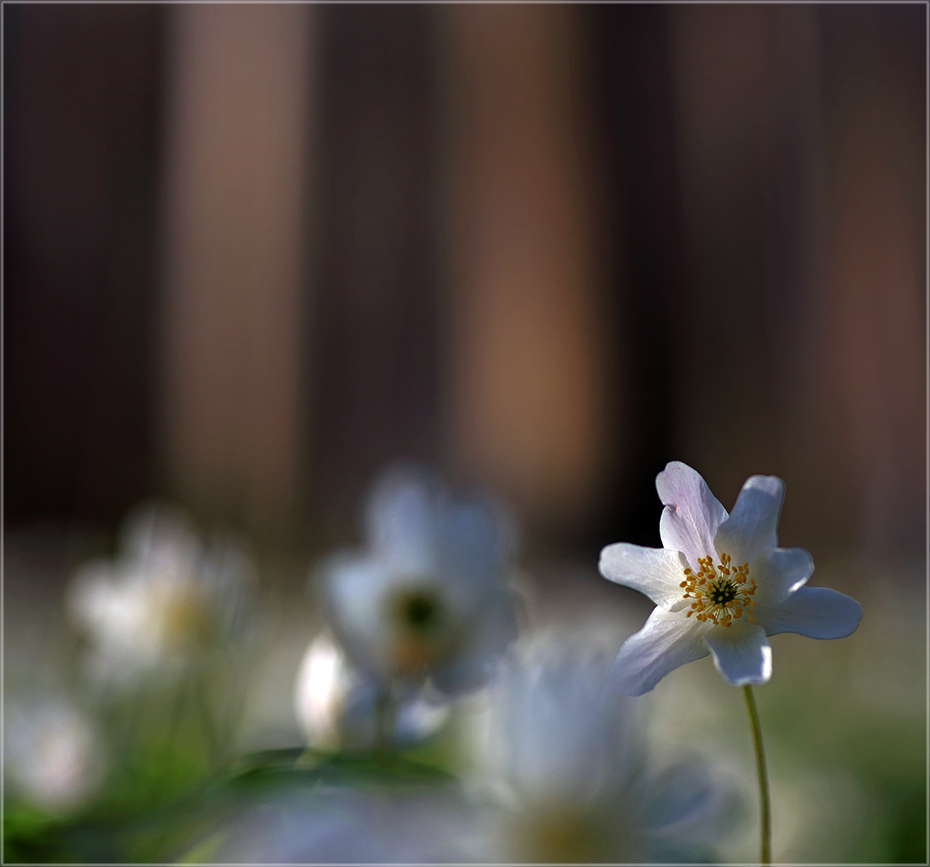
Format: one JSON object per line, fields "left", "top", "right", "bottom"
{"left": 754, "top": 586, "right": 862, "bottom": 639}
{"left": 610, "top": 607, "right": 710, "bottom": 696}
{"left": 120, "top": 501, "right": 201, "bottom": 574}
{"left": 430, "top": 588, "right": 519, "bottom": 696}
{"left": 65, "top": 561, "right": 118, "bottom": 629}
{"left": 753, "top": 547, "right": 814, "bottom": 604}
{"left": 599, "top": 544, "right": 689, "bottom": 609}
{"left": 656, "top": 462, "right": 728, "bottom": 567}
{"left": 436, "top": 496, "right": 513, "bottom": 588}
{"left": 705, "top": 623, "right": 772, "bottom": 686}
{"left": 364, "top": 468, "right": 435, "bottom": 571}
{"left": 320, "top": 554, "right": 395, "bottom": 681}
{"left": 713, "top": 475, "right": 784, "bottom": 564}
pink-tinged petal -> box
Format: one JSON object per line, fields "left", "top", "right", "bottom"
{"left": 610, "top": 607, "right": 710, "bottom": 696}
{"left": 752, "top": 547, "right": 814, "bottom": 605}
{"left": 598, "top": 543, "right": 689, "bottom": 609}
{"left": 656, "top": 462, "right": 728, "bottom": 568}
{"left": 713, "top": 475, "right": 784, "bottom": 564}
{"left": 754, "top": 586, "right": 862, "bottom": 639}
{"left": 705, "top": 622, "right": 772, "bottom": 686}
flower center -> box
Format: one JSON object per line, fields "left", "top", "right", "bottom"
{"left": 158, "top": 586, "right": 213, "bottom": 649}
{"left": 395, "top": 590, "right": 442, "bottom": 634}
{"left": 386, "top": 587, "right": 450, "bottom": 677}
{"left": 515, "top": 806, "right": 619, "bottom": 863}
{"left": 679, "top": 553, "right": 756, "bottom": 627}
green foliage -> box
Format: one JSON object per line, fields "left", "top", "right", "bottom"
{"left": 4, "top": 742, "right": 458, "bottom": 863}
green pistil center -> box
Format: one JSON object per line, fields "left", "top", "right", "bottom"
{"left": 395, "top": 589, "right": 442, "bottom": 633}
{"left": 708, "top": 579, "right": 738, "bottom": 606}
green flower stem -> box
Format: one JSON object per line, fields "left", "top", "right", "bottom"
{"left": 374, "top": 685, "right": 397, "bottom": 752}
{"left": 743, "top": 684, "right": 771, "bottom": 865}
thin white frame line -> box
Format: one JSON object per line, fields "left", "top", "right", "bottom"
{"left": 2, "top": 0, "right": 7, "bottom": 862}
{"left": 0, "top": 1, "right": 927, "bottom": 866}
{"left": 0, "top": 1, "right": 928, "bottom": 6}
{"left": 920, "top": 4, "right": 930, "bottom": 867}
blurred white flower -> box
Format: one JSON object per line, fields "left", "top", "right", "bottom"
{"left": 473, "top": 649, "right": 735, "bottom": 863}
{"left": 208, "top": 785, "right": 488, "bottom": 863}
{"left": 66, "top": 502, "right": 255, "bottom": 687}
{"left": 293, "top": 633, "right": 448, "bottom": 749}
{"left": 5, "top": 697, "right": 107, "bottom": 813}
{"left": 319, "top": 467, "right": 520, "bottom": 697}
{"left": 599, "top": 462, "right": 862, "bottom": 695}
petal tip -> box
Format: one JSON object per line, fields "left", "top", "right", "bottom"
{"left": 741, "top": 475, "right": 786, "bottom": 510}
{"left": 716, "top": 665, "right": 773, "bottom": 689}
{"left": 596, "top": 544, "right": 617, "bottom": 579}
{"left": 766, "top": 586, "right": 863, "bottom": 640}
{"left": 834, "top": 594, "right": 863, "bottom": 637}
{"left": 707, "top": 629, "right": 773, "bottom": 687}
{"left": 655, "top": 461, "right": 701, "bottom": 502}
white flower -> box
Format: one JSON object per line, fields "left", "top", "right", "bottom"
{"left": 599, "top": 461, "right": 862, "bottom": 695}
{"left": 474, "top": 649, "right": 734, "bottom": 862}
{"left": 212, "top": 787, "right": 486, "bottom": 863}
{"left": 66, "top": 502, "right": 254, "bottom": 686}
{"left": 293, "top": 633, "right": 448, "bottom": 749}
{"left": 319, "top": 467, "right": 520, "bottom": 697}
{"left": 5, "top": 697, "right": 107, "bottom": 813}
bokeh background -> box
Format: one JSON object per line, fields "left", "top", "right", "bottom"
{"left": 4, "top": 2, "right": 926, "bottom": 863}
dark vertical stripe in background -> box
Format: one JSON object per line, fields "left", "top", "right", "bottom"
{"left": 587, "top": 5, "right": 682, "bottom": 551}
{"left": 309, "top": 5, "right": 442, "bottom": 540}
{"left": 4, "top": 5, "right": 167, "bottom": 525}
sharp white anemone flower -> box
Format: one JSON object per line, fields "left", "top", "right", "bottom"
{"left": 475, "top": 649, "right": 734, "bottom": 863}
{"left": 66, "top": 502, "right": 255, "bottom": 687}
{"left": 293, "top": 633, "right": 448, "bottom": 749}
{"left": 319, "top": 467, "right": 520, "bottom": 697}
{"left": 599, "top": 461, "right": 862, "bottom": 695}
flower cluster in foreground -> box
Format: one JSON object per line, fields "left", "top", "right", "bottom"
{"left": 8, "top": 460, "right": 869, "bottom": 864}
{"left": 599, "top": 461, "right": 862, "bottom": 695}
{"left": 214, "top": 648, "right": 734, "bottom": 863}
